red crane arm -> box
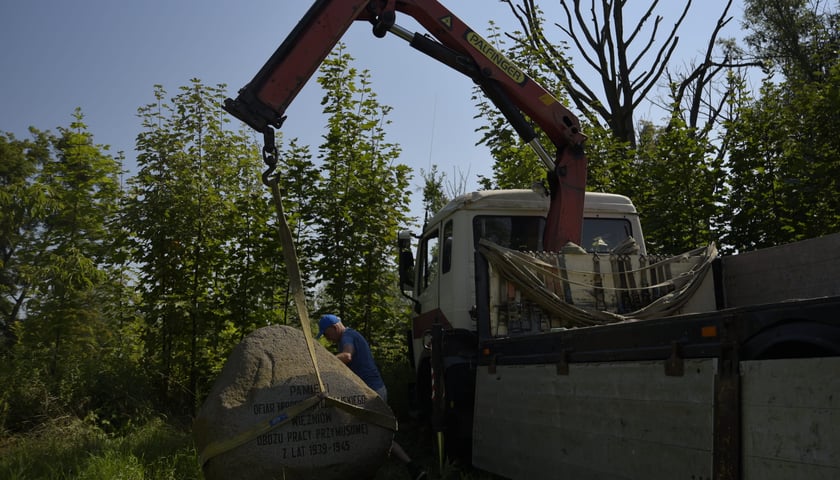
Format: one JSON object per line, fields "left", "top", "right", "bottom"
{"left": 224, "top": 0, "right": 587, "bottom": 250}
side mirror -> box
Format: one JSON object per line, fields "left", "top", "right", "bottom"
{"left": 397, "top": 230, "right": 415, "bottom": 290}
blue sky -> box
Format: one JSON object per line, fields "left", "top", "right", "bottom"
{"left": 1, "top": 1, "right": 744, "bottom": 221}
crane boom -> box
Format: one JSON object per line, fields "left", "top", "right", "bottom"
{"left": 224, "top": 0, "right": 588, "bottom": 250}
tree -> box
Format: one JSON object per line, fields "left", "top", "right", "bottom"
{"left": 723, "top": 65, "right": 840, "bottom": 251}
{"left": 0, "top": 111, "right": 140, "bottom": 429}
{"left": 501, "top": 0, "right": 689, "bottom": 147}
{"left": 0, "top": 130, "right": 51, "bottom": 349}
{"left": 719, "top": 0, "right": 840, "bottom": 252}
{"left": 634, "top": 115, "right": 725, "bottom": 253}
{"left": 472, "top": 20, "right": 569, "bottom": 191}
{"left": 23, "top": 109, "right": 123, "bottom": 376}
{"left": 311, "top": 46, "right": 412, "bottom": 342}
{"left": 743, "top": 0, "right": 840, "bottom": 81}
{"left": 126, "top": 81, "right": 282, "bottom": 413}
{"left": 274, "top": 137, "right": 321, "bottom": 325}
{"left": 419, "top": 165, "right": 450, "bottom": 218}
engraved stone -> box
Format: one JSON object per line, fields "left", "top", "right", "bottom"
{"left": 194, "top": 325, "right": 394, "bottom": 479}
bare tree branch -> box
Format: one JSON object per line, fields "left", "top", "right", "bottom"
{"left": 545, "top": 0, "right": 693, "bottom": 146}
{"left": 670, "top": 0, "right": 762, "bottom": 133}
{"left": 500, "top": 0, "right": 758, "bottom": 150}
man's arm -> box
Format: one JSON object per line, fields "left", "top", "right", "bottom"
{"left": 336, "top": 343, "right": 354, "bottom": 364}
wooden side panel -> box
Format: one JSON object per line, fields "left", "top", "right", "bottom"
{"left": 742, "top": 357, "right": 840, "bottom": 479}
{"left": 472, "top": 360, "right": 716, "bottom": 479}
{"left": 723, "top": 232, "right": 840, "bottom": 307}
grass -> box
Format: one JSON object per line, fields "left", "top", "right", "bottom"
{"left": 0, "top": 417, "right": 201, "bottom": 480}
{"left": 0, "top": 415, "right": 502, "bottom": 480}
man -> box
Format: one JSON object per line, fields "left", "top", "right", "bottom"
{"left": 317, "top": 314, "right": 427, "bottom": 480}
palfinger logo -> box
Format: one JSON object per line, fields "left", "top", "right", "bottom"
{"left": 465, "top": 30, "right": 527, "bottom": 85}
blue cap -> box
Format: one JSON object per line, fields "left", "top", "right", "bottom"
{"left": 317, "top": 314, "right": 340, "bottom": 338}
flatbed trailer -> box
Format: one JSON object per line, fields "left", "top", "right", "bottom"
{"left": 468, "top": 237, "right": 840, "bottom": 479}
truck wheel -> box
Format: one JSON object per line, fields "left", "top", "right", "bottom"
{"left": 743, "top": 321, "right": 840, "bottom": 360}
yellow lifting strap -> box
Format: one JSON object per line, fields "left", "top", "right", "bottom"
{"left": 264, "top": 176, "right": 396, "bottom": 430}
{"left": 198, "top": 393, "right": 323, "bottom": 465}
{"left": 197, "top": 173, "right": 396, "bottom": 466}
{"left": 266, "top": 177, "right": 325, "bottom": 394}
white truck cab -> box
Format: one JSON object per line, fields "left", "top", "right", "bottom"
{"left": 399, "top": 189, "right": 645, "bottom": 370}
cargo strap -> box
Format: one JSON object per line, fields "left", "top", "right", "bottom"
{"left": 197, "top": 393, "right": 322, "bottom": 465}
{"left": 196, "top": 148, "right": 396, "bottom": 466}
{"left": 480, "top": 239, "right": 718, "bottom": 325}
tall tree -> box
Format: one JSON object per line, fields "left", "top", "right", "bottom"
{"left": 273, "top": 137, "right": 320, "bottom": 326}
{"left": 22, "top": 110, "right": 123, "bottom": 373}
{"left": 720, "top": 0, "right": 840, "bottom": 252}
{"left": 312, "top": 46, "right": 412, "bottom": 340}
{"left": 502, "top": 0, "right": 692, "bottom": 147}
{"left": 126, "top": 81, "right": 281, "bottom": 412}
{"left": 472, "top": 20, "right": 569, "bottom": 191}
{"left": 743, "top": 0, "right": 840, "bottom": 81}
{"left": 1, "top": 120, "right": 156, "bottom": 431}
{"left": 723, "top": 64, "right": 840, "bottom": 251}
{"left": 634, "top": 114, "right": 725, "bottom": 253}
{"left": 5, "top": 111, "right": 132, "bottom": 423}
{"left": 0, "top": 130, "right": 51, "bottom": 349}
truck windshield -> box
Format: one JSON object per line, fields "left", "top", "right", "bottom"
{"left": 580, "top": 218, "right": 634, "bottom": 253}
{"left": 473, "top": 215, "right": 633, "bottom": 253}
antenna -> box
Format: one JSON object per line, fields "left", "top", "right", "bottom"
{"left": 427, "top": 94, "right": 437, "bottom": 172}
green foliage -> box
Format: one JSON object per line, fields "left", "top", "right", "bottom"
{"left": 0, "top": 417, "right": 201, "bottom": 480}
{"left": 274, "top": 137, "right": 321, "bottom": 325}
{"left": 723, "top": 66, "right": 840, "bottom": 251}
{"left": 1, "top": 319, "right": 153, "bottom": 434}
{"left": 419, "top": 165, "right": 450, "bottom": 218}
{"left": 0, "top": 111, "right": 146, "bottom": 434}
{"left": 634, "top": 116, "right": 726, "bottom": 253}
{"left": 720, "top": 2, "right": 840, "bottom": 252}
{"left": 580, "top": 121, "right": 636, "bottom": 195}
{"left": 473, "top": 21, "right": 566, "bottom": 191}
{"left": 125, "top": 80, "right": 285, "bottom": 413}
{"left": 0, "top": 130, "right": 51, "bottom": 347}
{"left": 311, "top": 45, "right": 413, "bottom": 341}
{"left": 743, "top": 0, "right": 840, "bottom": 82}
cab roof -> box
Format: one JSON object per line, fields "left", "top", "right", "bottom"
{"left": 426, "top": 189, "right": 637, "bottom": 226}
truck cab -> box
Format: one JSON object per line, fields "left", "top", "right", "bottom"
{"left": 399, "top": 189, "right": 645, "bottom": 374}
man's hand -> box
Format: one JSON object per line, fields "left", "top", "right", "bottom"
{"left": 336, "top": 344, "right": 354, "bottom": 364}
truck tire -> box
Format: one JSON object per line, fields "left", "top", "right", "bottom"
{"left": 742, "top": 321, "right": 840, "bottom": 360}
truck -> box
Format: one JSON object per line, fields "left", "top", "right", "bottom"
{"left": 224, "top": 1, "right": 840, "bottom": 478}
{"left": 399, "top": 187, "right": 840, "bottom": 479}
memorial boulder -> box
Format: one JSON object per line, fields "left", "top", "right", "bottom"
{"left": 194, "top": 325, "right": 395, "bottom": 480}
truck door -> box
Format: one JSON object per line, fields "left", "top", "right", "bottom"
{"left": 416, "top": 225, "right": 440, "bottom": 311}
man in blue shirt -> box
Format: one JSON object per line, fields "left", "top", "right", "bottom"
{"left": 318, "top": 314, "right": 426, "bottom": 480}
